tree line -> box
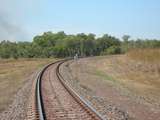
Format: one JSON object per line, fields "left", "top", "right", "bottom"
{"left": 0, "top": 31, "right": 160, "bottom": 59}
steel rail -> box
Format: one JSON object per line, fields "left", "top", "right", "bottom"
{"left": 36, "top": 60, "right": 61, "bottom": 120}
{"left": 36, "top": 58, "right": 105, "bottom": 120}
{"left": 56, "top": 60, "right": 106, "bottom": 120}
{"left": 36, "top": 71, "right": 45, "bottom": 120}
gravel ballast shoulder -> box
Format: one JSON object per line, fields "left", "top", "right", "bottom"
{"left": 60, "top": 60, "right": 130, "bottom": 120}
{"left": 0, "top": 71, "right": 38, "bottom": 120}
{"left": 61, "top": 58, "right": 160, "bottom": 120}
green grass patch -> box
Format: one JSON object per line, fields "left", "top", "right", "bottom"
{"left": 94, "top": 69, "right": 115, "bottom": 82}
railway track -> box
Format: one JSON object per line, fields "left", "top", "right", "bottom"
{"left": 34, "top": 59, "right": 105, "bottom": 120}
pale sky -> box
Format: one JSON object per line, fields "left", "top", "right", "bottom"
{"left": 0, "top": 0, "right": 160, "bottom": 41}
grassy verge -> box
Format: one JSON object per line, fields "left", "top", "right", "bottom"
{"left": 84, "top": 52, "right": 160, "bottom": 106}
{"left": 127, "top": 48, "right": 160, "bottom": 64}
{"left": 0, "top": 58, "right": 57, "bottom": 112}
{"left": 94, "top": 70, "right": 115, "bottom": 82}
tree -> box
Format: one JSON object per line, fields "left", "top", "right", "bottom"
{"left": 101, "top": 46, "right": 121, "bottom": 55}
{"left": 96, "top": 34, "right": 121, "bottom": 55}
{"left": 122, "top": 35, "right": 130, "bottom": 41}
{"left": 121, "top": 35, "right": 131, "bottom": 52}
{"left": 0, "top": 31, "right": 159, "bottom": 58}
{"left": 0, "top": 40, "right": 18, "bottom": 59}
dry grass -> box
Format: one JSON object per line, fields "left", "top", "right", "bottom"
{"left": 83, "top": 53, "right": 160, "bottom": 107}
{"left": 0, "top": 58, "right": 56, "bottom": 112}
{"left": 127, "top": 48, "right": 160, "bottom": 63}
{"left": 127, "top": 48, "right": 160, "bottom": 76}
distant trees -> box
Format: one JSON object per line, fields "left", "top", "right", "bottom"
{"left": 0, "top": 32, "right": 160, "bottom": 59}
{"left": 101, "top": 46, "right": 121, "bottom": 55}
{"left": 0, "top": 41, "right": 18, "bottom": 59}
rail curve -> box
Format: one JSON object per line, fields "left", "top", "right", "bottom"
{"left": 36, "top": 59, "right": 105, "bottom": 120}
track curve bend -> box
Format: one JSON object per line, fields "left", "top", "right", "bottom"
{"left": 36, "top": 60, "right": 105, "bottom": 120}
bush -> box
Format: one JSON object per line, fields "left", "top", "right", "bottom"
{"left": 101, "top": 46, "right": 121, "bottom": 55}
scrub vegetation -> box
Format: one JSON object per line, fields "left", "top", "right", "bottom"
{"left": 0, "top": 58, "right": 55, "bottom": 112}
{"left": 0, "top": 32, "right": 160, "bottom": 59}
{"left": 85, "top": 49, "right": 160, "bottom": 106}
{"left": 127, "top": 48, "right": 160, "bottom": 63}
